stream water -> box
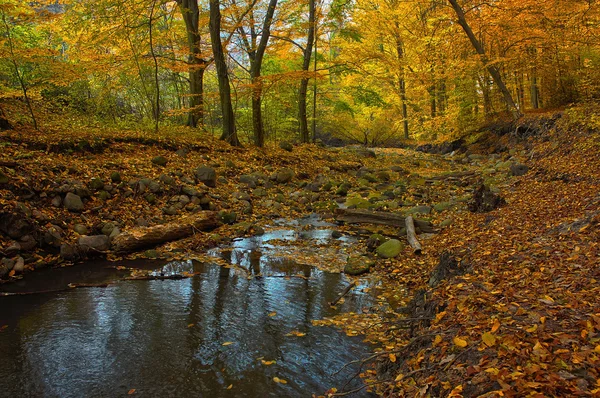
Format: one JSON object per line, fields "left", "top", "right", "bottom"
{"left": 0, "top": 217, "right": 378, "bottom": 397}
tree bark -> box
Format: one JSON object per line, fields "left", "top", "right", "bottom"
{"left": 447, "top": 0, "right": 522, "bottom": 120}
{"left": 335, "top": 209, "right": 435, "bottom": 233}
{"left": 148, "top": 0, "right": 160, "bottom": 133}
{"left": 298, "top": 0, "right": 316, "bottom": 143}
{"left": 177, "top": 0, "right": 209, "bottom": 127}
{"left": 209, "top": 0, "right": 240, "bottom": 146}
{"left": 247, "top": 0, "right": 278, "bottom": 147}
{"left": 405, "top": 216, "right": 422, "bottom": 254}
{"left": 112, "top": 212, "right": 219, "bottom": 253}
{"left": 394, "top": 24, "right": 409, "bottom": 139}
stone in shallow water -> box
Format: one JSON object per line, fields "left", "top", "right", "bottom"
{"left": 344, "top": 255, "right": 375, "bottom": 275}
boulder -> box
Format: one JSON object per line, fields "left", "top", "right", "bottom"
{"left": 376, "top": 239, "right": 404, "bottom": 259}
{"left": 0, "top": 213, "right": 34, "bottom": 239}
{"left": 195, "top": 166, "right": 217, "bottom": 187}
{"left": 239, "top": 174, "right": 258, "bottom": 188}
{"left": 64, "top": 192, "right": 84, "bottom": 212}
{"left": 510, "top": 163, "right": 529, "bottom": 176}
{"left": 89, "top": 177, "right": 105, "bottom": 191}
{"left": 13, "top": 256, "right": 24, "bottom": 273}
{"left": 78, "top": 235, "right": 110, "bottom": 252}
{"left": 110, "top": 172, "right": 122, "bottom": 183}
{"left": 344, "top": 255, "right": 375, "bottom": 275}
{"left": 275, "top": 168, "right": 295, "bottom": 184}
{"left": 101, "top": 222, "right": 116, "bottom": 236}
{"left": 74, "top": 224, "right": 89, "bottom": 235}
{"left": 279, "top": 141, "right": 293, "bottom": 152}
{"left": 152, "top": 156, "right": 168, "bottom": 166}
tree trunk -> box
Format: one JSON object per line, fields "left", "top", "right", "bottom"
{"left": 447, "top": 0, "right": 522, "bottom": 120}
{"left": 209, "top": 0, "right": 240, "bottom": 146}
{"left": 112, "top": 212, "right": 219, "bottom": 253}
{"left": 148, "top": 0, "right": 160, "bottom": 133}
{"left": 248, "top": 0, "right": 278, "bottom": 147}
{"left": 335, "top": 209, "right": 435, "bottom": 233}
{"left": 394, "top": 27, "right": 409, "bottom": 139}
{"left": 1, "top": 12, "right": 37, "bottom": 130}
{"left": 298, "top": 0, "right": 316, "bottom": 143}
{"left": 177, "top": 0, "right": 208, "bottom": 128}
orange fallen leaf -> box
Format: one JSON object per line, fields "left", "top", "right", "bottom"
{"left": 491, "top": 319, "right": 501, "bottom": 333}
{"left": 226, "top": 384, "right": 233, "bottom": 390}
{"left": 128, "top": 389, "right": 136, "bottom": 395}
{"left": 187, "top": 323, "right": 194, "bottom": 328}
{"left": 389, "top": 353, "right": 397, "bottom": 362}
{"left": 453, "top": 336, "right": 468, "bottom": 348}
{"left": 268, "top": 312, "right": 277, "bottom": 317}
{"left": 261, "top": 359, "right": 276, "bottom": 365}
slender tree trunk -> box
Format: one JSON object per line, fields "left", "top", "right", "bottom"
{"left": 1, "top": 12, "right": 37, "bottom": 130}
{"left": 209, "top": 0, "right": 240, "bottom": 146}
{"left": 248, "top": 0, "right": 278, "bottom": 147}
{"left": 148, "top": 0, "right": 160, "bottom": 132}
{"left": 177, "top": 0, "right": 208, "bottom": 127}
{"left": 298, "top": 0, "right": 316, "bottom": 143}
{"left": 448, "top": 0, "right": 522, "bottom": 120}
{"left": 394, "top": 31, "right": 409, "bottom": 139}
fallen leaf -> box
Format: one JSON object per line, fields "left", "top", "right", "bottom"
{"left": 433, "top": 335, "right": 443, "bottom": 346}
{"left": 389, "top": 353, "right": 397, "bottom": 362}
{"left": 187, "top": 323, "right": 194, "bottom": 328}
{"left": 453, "top": 336, "right": 468, "bottom": 348}
{"left": 222, "top": 341, "right": 234, "bottom": 346}
{"left": 128, "top": 389, "right": 136, "bottom": 395}
{"left": 226, "top": 384, "right": 232, "bottom": 390}
{"left": 8, "top": 270, "right": 15, "bottom": 277}
{"left": 285, "top": 330, "right": 306, "bottom": 337}
{"left": 273, "top": 377, "right": 287, "bottom": 384}
{"left": 268, "top": 312, "right": 277, "bottom": 317}
{"left": 491, "top": 319, "right": 501, "bottom": 333}
{"left": 482, "top": 332, "right": 496, "bottom": 347}
{"left": 261, "top": 359, "right": 276, "bottom": 366}
{"left": 594, "top": 345, "right": 600, "bottom": 354}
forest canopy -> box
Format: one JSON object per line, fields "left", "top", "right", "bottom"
{"left": 2, "top": 0, "right": 600, "bottom": 145}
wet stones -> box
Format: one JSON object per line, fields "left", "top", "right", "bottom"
{"left": 78, "top": 235, "right": 110, "bottom": 252}
{"left": 344, "top": 255, "right": 375, "bottom": 275}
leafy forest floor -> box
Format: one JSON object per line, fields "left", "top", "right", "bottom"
{"left": 1, "top": 105, "right": 600, "bottom": 397}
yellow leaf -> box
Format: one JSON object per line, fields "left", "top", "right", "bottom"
{"left": 187, "top": 323, "right": 194, "bottom": 328}
{"left": 594, "top": 345, "right": 600, "bottom": 354}
{"left": 222, "top": 341, "right": 234, "bottom": 346}
{"left": 286, "top": 330, "right": 306, "bottom": 337}
{"left": 485, "top": 367, "right": 500, "bottom": 375}
{"left": 389, "top": 353, "right": 397, "bottom": 363}
{"left": 226, "top": 384, "right": 232, "bottom": 390}
{"left": 482, "top": 332, "right": 496, "bottom": 347}
{"left": 526, "top": 324, "right": 538, "bottom": 333}
{"left": 268, "top": 312, "right": 277, "bottom": 317}
{"left": 491, "top": 319, "right": 501, "bottom": 333}
{"left": 395, "top": 373, "right": 404, "bottom": 381}
{"left": 433, "top": 335, "right": 443, "bottom": 346}
{"left": 261, "top": 360, "right": 276, "bottom": 366}
{"left": 273, "top": 377, "right": 287, "bottom": 384}
{"left": 453, "top": 336, "right": 468, "bottom": 348}
{"left": 435, "top": 311, "right": 447, "bottom": 322}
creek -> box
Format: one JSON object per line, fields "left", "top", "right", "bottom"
{"left": 0, "top": 216, "right": 378, "bottom": 397}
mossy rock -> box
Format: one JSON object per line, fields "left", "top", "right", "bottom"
{"left": 0, "top": 170, "right": 8, "bottom": 184}
{"left": 144, "top": 249, "right": 159, "bottom": 259}
{"left": 344, "top": 255, "right": 375, "bottom": 275}
{"left": 152, "top": 156, "right": 168, "bottom": 166}
{"left": 110, "top": 172, "right": 122, "bottom": 183}
{"left": 433, "top": 201, "right": 454, "bottom": 212}
{"left": 218, "top": 210, "right": 237, "bottom": 225}
{"left": 345, "top": 196, "right": 371, "bottom": 209}
{"left": 376, "top": 239, "right": 404, "bottom": 259}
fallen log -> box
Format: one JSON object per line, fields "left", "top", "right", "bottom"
{"left": 405, "top": 216, "right": 422, "bottom": 254}
{"left": 335, "top": 209, "right": 435, "bottom": 233}
{"left": 112, "top": 211, "right": 219, "bottom": 253}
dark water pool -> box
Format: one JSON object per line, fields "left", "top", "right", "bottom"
{"left": 0, "top": 219, "right": 378, "bottom": 397}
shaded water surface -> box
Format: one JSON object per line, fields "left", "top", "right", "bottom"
{"left": 0, "top": 219, "right": 377, "bottom": 397}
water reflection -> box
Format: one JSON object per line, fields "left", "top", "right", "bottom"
{"left": 0, "top": 264, "right": 376, "bottom": 397}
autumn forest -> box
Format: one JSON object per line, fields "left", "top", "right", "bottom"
{"left": 1, "top": 0, "right": 600, "bottom": 397}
